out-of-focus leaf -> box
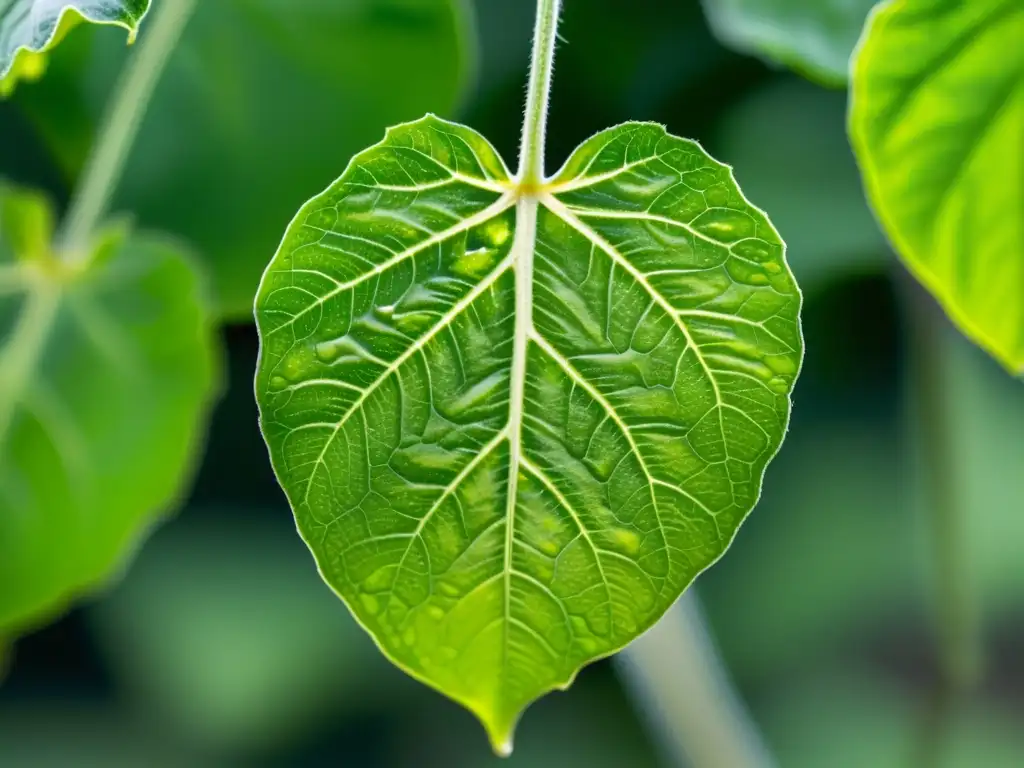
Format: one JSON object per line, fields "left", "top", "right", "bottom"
{"left": 17, "top": 0, "right": 474, "bottom": 319}
{"left": 255, "top": 115, "right": 802, "bottom": 752}
{"left": 702, "top": 0, "right": 875, "bottom": 85}
{"left": 850, "top": 0, "right": 1024, "bottom": 372}
{"left": 0, "top": 181, "right": 219, "bottom": 633}
{"left": 89, "top": 510, "right": 391, "bottom": 755}
{"left": 713, "top": 77, "right": 888, "bottom": 293}
{"left": 0, "top": 0, "right": 149, "bottom": 95}
{"left": 761, "top": 672, "right": 1024, "bottom": 768}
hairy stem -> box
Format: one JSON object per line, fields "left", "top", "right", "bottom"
{"left": 616, "top": 592, "right": 775, "bottom": 768}
{"left": 517, "top": 0, "right": 561, "bottom": 187}
{"left": 59, "top": 0, "right": 197, "bottom": 254}
{"left": 904, "top": 282, "right": 982, "bottom": 763}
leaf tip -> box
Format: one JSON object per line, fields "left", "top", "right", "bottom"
{"left": 480, "top": 708, "right": 519, "bottom": 758}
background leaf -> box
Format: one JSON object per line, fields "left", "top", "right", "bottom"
{"left": 850, "top": 0, "right": 1024, "bottom": 372}
{"left": 0, "top": 0, "right": 150, "bottom": 94}
{"left": 0, "top": 183, "right": 220, "bottom": 633}
{"left": 15, "top": 0, "right": 474, "bottom": 319}
{"left": 702, "top": 0, "right": 876, "bottom": 85}
{"left": 254, "top": 116, "right": 802, "bottom": 751}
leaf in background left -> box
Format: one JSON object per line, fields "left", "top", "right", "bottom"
{"left": 0, "top": 0, "right": 150, "bottom": 95}
{"left": 15, "top": 0, "right": 476, "bottom": 320}
{"left": 0, "top": 182, "right": 220, "bottom": 634}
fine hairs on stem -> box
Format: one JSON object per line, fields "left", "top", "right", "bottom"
{"left": 59, "top": 0, "right": 197, "bottom": 256}
{"left": 517, "top": 0, "right": 561, "bottom": 187}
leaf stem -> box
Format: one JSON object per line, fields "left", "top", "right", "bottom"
{"left": 58, "top": 0, "right": 196, "bottom": 255}
{"left": 517, "top": 0, "right": 561, "bottom": 187}
{"left": 615, "top": 592, "right": 776, "bottom": 768}
{"left": 904, "top": 281, "right": 982, "bottom": 763}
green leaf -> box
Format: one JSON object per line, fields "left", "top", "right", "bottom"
{"left": 0, "top": 182, "right": 220, "bottom": 633}
{"left": 0, "top": 0, "right": 150, "bottom": 95}
{"left": 702, "top": 0, "right": 876, "bottom": 85}
{"left": 254, "top": 115, "right": 803, "bottom": 751}
{"left": 850, "top": 0, "right": 1024, "bottom": 373}
{"left": 17, "top": 0, "right": 474, "bottom": 319}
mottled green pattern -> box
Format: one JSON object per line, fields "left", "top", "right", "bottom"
{"left": 850, "top": 0, "right": 1024, "bottom": 372}
{"left": 703, "top": 0, "right": 876, "bottom": 85}
{"left": 0, "top": 182, "right": 219, "bottom": 632}
{"left": 0, "top": 0, "right": 149, "bottom": 90}
{"left": 254, "top": 116, "right": 802, "bottom": 751}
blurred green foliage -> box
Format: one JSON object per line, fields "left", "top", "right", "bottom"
{"left": 14, "top": 0, "right": 473, "bottom": 318}
{"left": 0, "top": 0, "right": 1021, "bottom": 766}
{"left": 702, "top": 0, "right": 875, "bottom": 85}
{"left": 0, "top": 184, "right": 219, "bottom": 635}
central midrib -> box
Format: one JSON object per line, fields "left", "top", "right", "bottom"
{"left": 499, "top": 192, "right": 539, "bottom": 726}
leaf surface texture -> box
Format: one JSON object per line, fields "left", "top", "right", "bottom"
{"left": 254, "top": 116, "right": 803, "bottom": 750}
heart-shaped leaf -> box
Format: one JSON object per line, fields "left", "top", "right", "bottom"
{"left": 850, "top": 0, "right": 1024, "bottom": 373}
{"left": 0, "top": 182, "right": 219, "bottom": 633}
{"left": 254, "top": 116, "right": 803, "bottom": 750}
{"left": 702, "top": 0, "right": 876, "bottom": 85}
{"left": 16, "top": 0, "right": 473, "bottom": 319}
{"left": 0, "top": 0, "right": 149, "bottom": 94}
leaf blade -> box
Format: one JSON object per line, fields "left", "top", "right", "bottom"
{"left": 0, "top": 182, "right": 220, "bottom": 632}
{"left": 254, "top": 117, "right": 803, "bottom": 752}
{"left": 849, "top": 0, "right": 1024, "bottom": 372}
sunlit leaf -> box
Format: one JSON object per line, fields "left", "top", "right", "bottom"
{"left": 254, "top": 115, "right": 803, "bottom": 751}
{"left": 850, "top": 0, "right": 1024, "bottom": 373}
{"left": 0, "top": 182, "right": 219, "bottom": 633}
{"left": 0, "top": 0, "right": 149, "bottom": 94}
{"left": 702, "top": 0, "right": 876, "bottom": 85}
{"left": 16, "top": 0, "right": 474, "bottom": 319}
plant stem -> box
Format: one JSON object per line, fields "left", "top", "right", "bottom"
{"left": 904, "top": 282, "right": 982, "bottom": 763}
{"left": 517, "top": 0, "right": 561, "bottom": 187}
{"left": 616, "top": 592, "right": 775, "bottom": 768}
{"left": 59, "top": 0, "right": 197, "bottom": 254}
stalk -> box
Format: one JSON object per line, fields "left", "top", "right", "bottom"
{"left": 59, "top": 0, "right": 197, "bottom": 254}
{"left": 517, "top": 0, "right": 561, "bottom": 187}
{"left": 616, "top": 593, "right": 776, "bottom": 768}
{"left": 904, "top": 282, "right": 982, "bottom": 765}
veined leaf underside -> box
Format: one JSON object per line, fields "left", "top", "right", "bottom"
{"left": 254, "top": 116, "right": 802, "bottom": 748}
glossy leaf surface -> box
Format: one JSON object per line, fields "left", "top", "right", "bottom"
{"left": 850, "top": 0, "right": 1024, "bottom": 372}
{"left": 17, "top": 0, "right": 472, "bottom": 319}
{"left": 0, "top": 183, "right": 219, "bottom": 632}
{"left": 254, "top": 116, "right": 802, "bottom": 751}
{"left": 0, "top": 0, "right": 149, "bottom": 93}
{"left": 703, "top": 0, "right": 875, "bottom": 84}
